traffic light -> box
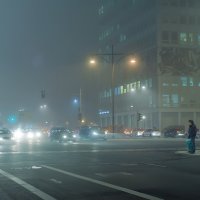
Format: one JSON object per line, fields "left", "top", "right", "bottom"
{"left": 8, "top": 115, "right": 17, "bottom": 124}
{"left": 41, "top": 89, "right": 46, "bottom": 99}
{"left": 137, "top": 113, "right": 143, "bottom": 122}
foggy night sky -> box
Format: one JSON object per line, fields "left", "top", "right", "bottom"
{"left": 0, "top": 0, "right": 99, "bottom": 127}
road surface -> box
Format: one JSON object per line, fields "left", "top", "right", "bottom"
{"left": 0, "top": 138, "right": 199, "bottom": 200}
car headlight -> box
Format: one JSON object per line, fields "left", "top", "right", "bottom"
{"left": 63, "top": 135, "right": 67, "bottom": 139}
{"left": 28, "top": 132, "right": 34, "bottom": 139}
{"left": 36, "top": 132, "right": 41, "bottom": 138}
{"left": 0, "top": 137, "right": 3, "bottom": 141}
{"left": 73, "top": 134, "right": 77, "bottom": 138}
{"left": 92, "top": 131, "right": 98, "bottom": 136}
{"left": 13, "top": 129, "right": 23, "bottom": 139}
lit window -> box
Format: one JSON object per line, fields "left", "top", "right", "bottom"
{"left": 179, "top": 33, "right": 187, "bottom": 44}
{"left": 189, "top": 77, "right": 194, "bottom": 86}
{"left": 171, "top": 94, "right": 179, "bottom": 106}
{"left": 98, "top": 6, "right": 104, "bottom": 15}
{"left": 127, "top": 84, "right": 130, "bottom": 92}
{"left": 188, "top": 33, "right": 194, "bottom": 44}
{"left": 172, "top": 83, "right": 178, "bottom": 86}
{"left": 162, "top": 94, "right": 170, "bottom": 107}
{"left": 120, "top": 86, "right": 123, "bottom": 94}
{"left": 181, "top": 76, "right": 187, "bottom": 86}
{"left": 163, "top": 83, "right": 169, "bottom": 86}
{"left": 137, "top": 81, "right": 141, "bottom": 89}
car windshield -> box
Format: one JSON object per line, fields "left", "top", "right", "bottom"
{"left": 0, "top": 0, "right": 199, "bottom": 199}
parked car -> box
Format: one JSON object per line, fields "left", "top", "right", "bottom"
{"left": 163, "top": 126, "right": 185, "bottom": 138}
{"left": 143, "top": 129, "right": 153, "bottom": 137}
{"left": 0, "top": 128, "right": 13, "bottom": 140}
{"left": 151, "top": 130, "right": 162, "bottom": 137}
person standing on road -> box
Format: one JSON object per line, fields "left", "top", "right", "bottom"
{"left": 188, "top": 120, "right": 197, "bottom": 154}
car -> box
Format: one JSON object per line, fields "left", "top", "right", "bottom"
{"left": 13, "top": 128, "right": 42, "bottom": 141}
{"left": 78, "top": 126, "right": 106, "bottom": 140}
{"left": 0, "top": 128, "right": 13, "bottom": 141}
{"left": 135, "top": 129, "right": 144, "bottom": 137}
{"left": 151, "top": 131, "right": 162, "bottom": 137}
{"left": 143, "top": 129, "right": 153, "bottom": 137}
{"left": 163, "top": 126, "right": 185, "bottom": 138}
{"left": 49, "top": 127, "right": 75, "bottom": 142}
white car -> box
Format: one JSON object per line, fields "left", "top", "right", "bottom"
{"left": 151, "top": 131, "right": 161, "bottom": 137}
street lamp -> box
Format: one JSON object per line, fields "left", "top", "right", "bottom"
{"left": 89, "top": 45, "right": 136, "bottom": 133}
{"left": 130, "top": 59, "right": 136, "bottom": 64}
{"left": 72, "top": 89, "right": 83, "bottom": 123}
{"left": 89, "top": 59, "right": 96, "bottom": 65}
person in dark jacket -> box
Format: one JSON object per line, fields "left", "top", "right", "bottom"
{"left": 188, "top": 120, "right": 197, "bottom": 154}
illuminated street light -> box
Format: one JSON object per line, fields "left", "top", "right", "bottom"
{"left": 89, "top": 59, "right": 96, "bottom": 65}
{"left": 73, "top": 99, "right": 78, "bottom": 104}
{"left": 81, "top": 119, "right": 85, "bottom": 123}
{"left": 89, "top": 46, "right": 137, "bottom": 134}
{"left": 130, "top": 59, "right": 136, "bottom": 64}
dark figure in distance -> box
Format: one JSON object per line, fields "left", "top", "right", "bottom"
{"left": 188, "top": 120, "right": 197, "bottom": 154}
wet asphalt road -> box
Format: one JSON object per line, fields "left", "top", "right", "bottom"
{"left": 0, "top": 138, "right": 199, "bottom": 200}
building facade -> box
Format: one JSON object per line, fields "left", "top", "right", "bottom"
{"left": 97, "top": 0, "right": 200, "bottom": 131}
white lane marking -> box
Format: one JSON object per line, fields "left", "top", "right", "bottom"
{"left": 142, "top": 163, "right": 166, "bottom": 168}
{"left": 95, "top": 173, "right": 108, "bottom": 178}
{"left": 0, "top": 169, "right": 57, "bottom": 200}
{"left": 50, "top": 178, "right": 62, "bottom": 184}
{"left": 0, "top": 148, "right": 187, "bottom": 155}
{"left": 42, "top": 165, "right": 164, "bottom": 200}
{"left": 120, "top": 172, "right": 133, "bottom": 176}
{"left": 32, "top": 166, "right": 42, "bottom": 169}
{"left": 120, "top": 163, "right": 138, "bottom": 166}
